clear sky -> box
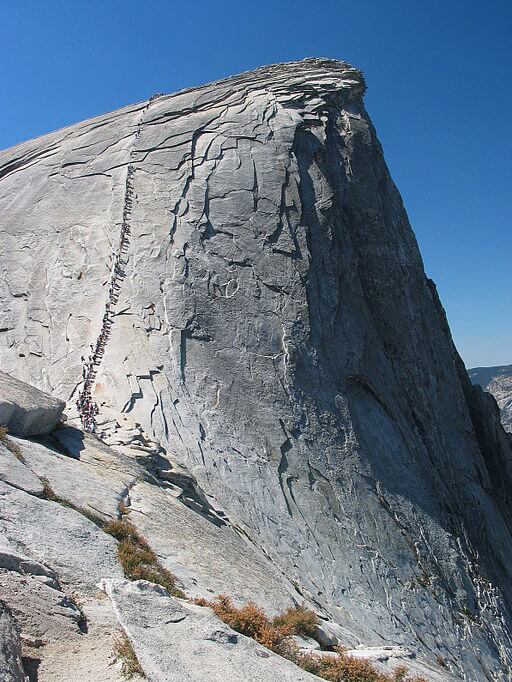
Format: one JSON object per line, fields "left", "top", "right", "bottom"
{"left": 1, "top": 0, "right": 510, "bottom": 368}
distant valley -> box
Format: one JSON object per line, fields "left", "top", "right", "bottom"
{"left": 469, "top": 364, "right": 512, "bottom": 432}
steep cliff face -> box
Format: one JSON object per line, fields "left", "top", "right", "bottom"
{"left": 1, "top": 58, "right": 512, "bottom": 679}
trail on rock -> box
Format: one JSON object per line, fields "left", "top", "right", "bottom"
{"left": 76, "top": 96, "right": 162, "bottom": 432}
{"left": 76, "top": 164, "right": 134, "bottom": 431}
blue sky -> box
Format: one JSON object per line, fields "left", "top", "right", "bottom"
{"left": 1, "top": 0, "right": 510, "bottom": 367}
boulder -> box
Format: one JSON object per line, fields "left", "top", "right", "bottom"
{"left": 346, "top": 645, "right": 414, "bottom": 662}
{"left": 312, "top": 620, "right": 352, "bottom": 648}
{"left": 290, "top": 635, "right": 320, "bottom": 651}
{"left": 0, "top": 371, "right": 64, "bottom": 437}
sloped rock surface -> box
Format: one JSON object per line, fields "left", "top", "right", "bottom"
{"left": 0, "top": 541, "right": 83, "bottom": 646}
{"left": 0, "top": 432, "right": 136, "bottom": 680}
{"left": 0, "top": 481, "right": 122, "bottom": 594}
{"left": 126, "top": 480, "right": 300, "bottom": 613}
{"left": 11, "top": 432, "right": 141, "bottom": 521}
{"left": 103, "top": 579, "right": 319, "bottom": 682}
{"left": 31, "top": 630, "right": 134, "bottom": 682}
{"left": 469, "top": 364, "right": 512, "bottom": 432}
{"left": 0, "top": 572, "right": 83, "bottom": 641}
{"left": 0, "top": 371, "right": 64, "bottom": 436}
{"left": 1, "top": 58, "right": 512, "bottom": 679}
{"left": 0, "top": 442, "right": 44, "bottom": 495}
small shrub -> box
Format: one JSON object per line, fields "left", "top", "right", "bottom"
{"left": 297, "top": 648, "right": 389, "bottom": 681}
{"left": 104, "top": 519, "right": 184, "bottom": 598}
{"left": 272, "top": 604, "right": 318, "bottom": 638}
{"left": 0, "top": 425, "right": 24, "bottom": 461}
{"left": 114, "top": 632, "right": 145, "bottom": 678}
{"left": 103, "top": 519, "right": 141, "bottom": 543}
{"left": 192, "top": 595, "right": 292, "bottom": 655}
{"left": 296, "top": 650, "right": 428, "bottom": 682}
{"left": 118, "top": 539, "right": 156, "bottom": 572}
{"left": 436, "top": 655, "right": 448, "bottom": 668}
{"left": 392, "top": 666, "right": 408, "bottom": 682}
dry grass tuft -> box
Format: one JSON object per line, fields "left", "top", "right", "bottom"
{"left": 391, "top": 666, "right": 410, "bottom": 681}
{"left": 114, "top": 632, "right": 145, "bottom": 678}
{"left": 118, "top": 500, "right": 131, "bottom": 516}
{"left": 0, "top": 425, "right": 25, "bottom": 461}
{"left": 272, "top": 603, "right": 318, "bottom": 638}
{"left": 103, "top": 519, "right": 184, "bottom": 598}
{"left": 193, "top": 594, "right": 292, "bottom": 654}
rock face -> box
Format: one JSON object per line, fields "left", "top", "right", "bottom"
{"left": 1, "top": 58, "right": 512, "bottom": 679}
{"left": 103, "top": 579, "right": 319, "bottom": 682}
{"left": 0, "top": 371, "right": 64, "bottom": 436}
{"left": 469, "top": 364, "right": 512, "bottom": 433}
{"left": 125, "top": 480, "right": 300, "bottom": 612}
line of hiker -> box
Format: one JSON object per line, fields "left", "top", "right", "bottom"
{"left": 76, "top": 164, "right": 135, "bottom": 432}
{"left": 75, "top": 93, "right": 164, "bottom": 433}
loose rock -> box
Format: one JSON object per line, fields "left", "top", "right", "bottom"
{"left": 0, "top": 371, "right": 64, "bottom": 437}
